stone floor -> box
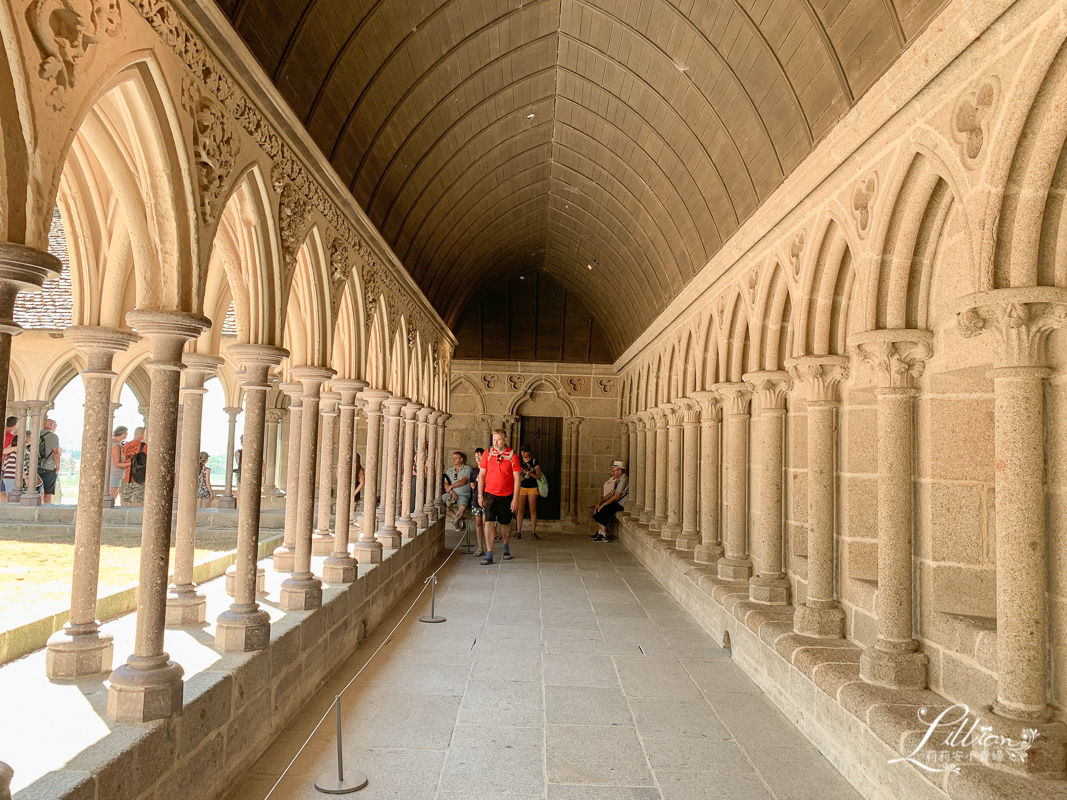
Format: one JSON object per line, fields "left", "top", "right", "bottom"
{"left": 229, "top": 530, "right": 863, "bottom": 800}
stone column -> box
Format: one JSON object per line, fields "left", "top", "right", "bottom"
{"left": 217, "top": 406, "right": 241, "bottom": 509}
{"left": 278, "top": 366, "right": 333, "bottom": 611}
{"left": 322, "top": 380, "right": 367, "bottom": 583}
{"left": 649, "top": 409, "right": 668, "bottom": 531}
{"left": 640, "top": 411, "right": 656, "bottom": 524}
{"left": 502, "top": 414, "right": 518, "bottom": 447}
{"left": 676, "top": 400, "right": 701, "bottom": 550}
{"left": 618, "top": 418, "right": 630, "bottom": 468}
{"left": 215, "top": 345, "right": 287, "bottom": 651}
{"left": 621, "top": 418, "right": 640, "bottom": 521}
{"left": 376, "top": 395, "right": 406, "bottom": 548}
{"left": 849, "top": 331, "right": 932, "bottom": 688}
{"left": 312, "top": 391, "right": 341, "bottom": 555}
{"left": 263, "top": 408, "right": 283, "bottom": 496}
{"left": 661, "top": 404, "right": 683, "bottom": 539}
{"left": 21, "top": 400, "right": 48, "bottom": 506}
{"left": 413, "top": 406, "right": 432, "bottom": 528}
{"left": 629, "top": 416, "right": 646, "bottom": 522}
{"left": 273, "top": 383, "right": 302, "bottom": 571}
{"left": 566, "top": 416, "right": 582, "bottom": 521}
{"left": 956, "top": 288, "right": 1067, "bottom": 722}
{"left": 166, "top": 354, "right": 222, "bottom": 626}
{"left": 424, "top": 410, "right": 440, "bottom": 522}
{"left": 354, "top": 388, "right": 390, "bottom": 563}
{"left": 691, "top": 391, "right": 723, "bottom": 564}
{"left": 397, "top": 401, "right": 422, "bottom": 539}
{"left": 715, "top": 383, "right": 753, "bottom": 581}
{"left": 107, "top": 310, "right": 209, "bottom": 723}
{"left": 433, "top": 412, "right": 450, "bottom": 518}
{"left": 743, "top": 371, "right": 792, "bottom": 605}
{"left": 101, "top": 401, "right": 121, "bottom": 508}
{"left": 787, "top": 356, "right": 849, "bottom": 638}
{"left": 6, "top": 401, "right": 25, "bottom": 502}
{"left": 46, "top": 327, "right": 136, "bottom": 678}
{"left": 349, "top": 395, "right": 365, "bottom": 524}
{"left": 478, "top": 414, "right": 493, "bottom": 448}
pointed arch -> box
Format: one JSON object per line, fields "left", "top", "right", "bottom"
{"left": 388, "top": 318, "right": 409, "bottom": 397}
{"left": 330, "top": 273, "right": 366, "bottom": 380}
{"left": 755, "top": 263, "right": 794, "bottom": 370}
{"left": 723, "top": 291, "right": 752, "bottom": 382}
{"left": 800, "top": 217, "right": 856, "bottom": 356}
{"left": 506, "top": 375, "right": 578, "bottom": 417}
{"left": 448, "top": 374, "right": 487, "bottom": 415}
{"left": 283, "top": 226, "right": 332, "bottom": 367}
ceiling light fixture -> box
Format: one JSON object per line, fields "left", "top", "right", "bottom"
{"left": 587, "top": 259, "right": 599, "bottom": 270}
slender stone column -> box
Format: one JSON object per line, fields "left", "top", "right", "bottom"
{"left": 413, "top": 406, "right": 432, "bottom": 528}
{"left": 691, "top": 391, "right": 723, "bottom": 564}
{"left": 478, "top": 414, "right": 493, "bottom": 448}
{"left": 7, "top": 402, "right": 26, "bottom": 502}
{"left": 354, "top": 389, "right": 389, "bottom": 563}
{"left": 743, "top": 371, "right": 793, "bottom": 604}
{"left": 216, "top": 344, "right": 287, "bottom": 651}
{"left": 649, "top": 409, "right": 668, "bottom": 531}
{"left": 107, "top": 310, "right": 209, "bottom": 722}
{"left": 676, "top": 401, "right": 701, "bottom": 550}
{"left": 166, "top": 354, "right": 222, "bottom": 626}
{"left": 502, "top": 414, "right": 518, "bottom": 447}
{"left": 217, "top": 406, "right": 241, "bottom": 509}
{"left": 630, "top": 416, "right": 646, "bottom": 521}
{"left": 278, "top": 366, "right": 333, "bottom": 611}
{"left": 322, "top": 380, "right": 366, "bottom": 583}
{"left": 715, "top": 383, "right": 753, "bottom": 581}
{"left": 21, "top": 400, "right": 48, "bottom": 506}
{"left": 101, "top": 401, "right": 121, "bottom": 509}
{"left": 640, "top": 411, "right": 656, "bottom": 524}
{"left": 273, "top": 383, "right": 302, "bottom": 571}
{"left": 46, "top": 327, "right": 136, "bottom": 678}
{"left": 848, "top": 330, "right": 931, "bottom": 687}
{"left": 397, "top": 401, "right": 422, "bottom": 539}
{"left": 350, "top": 396, "right": 366, "bottom": 524}
{"left": 566, "top": 416, "right": 582, "bottom": 521}
{"left": 312, "top": 391, "right": 341, "bottom": 555}
{"left": 621, "top": 418, "right": 640, "bottom": 521}
{"left": 433, "top": 412, "right": 451, "bottom": 518}
{"left": 377, "top": 396, "right": 406, "bottom": 548}
{"left": 618, "top": 419, "right": 630, "bottom": 468}
{"left": 661, "top": 404, "right": 683, "bottom": 539}
{"left": 263, "top": 408, "right": 283, "bottom": 496}
{"left": 424, "top": 410, "right": 441, "bottom": 522}
{"left": 956, "top": 288, "right": 1067, "bottom": 722}
{"left": 787, "top": 356, "right": 849, "bottom": 638}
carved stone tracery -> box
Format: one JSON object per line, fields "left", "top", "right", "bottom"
{"left": 28, "top": 0, "right": 122, "bottom": 110}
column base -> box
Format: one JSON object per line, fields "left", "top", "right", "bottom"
{"left": 977, "top": 710, "right": 1066, "bottom": 778}
{"left": 693, "top": 543, "right": 725, "bottom": 564}
{"left": 20, "top": 494, "right": 41, "bottom": 507}
{"left": 45, "top": 625, "right": 114, "bottom": 679}
{"left": 311, "top": 532, "right": 335, "bottom": 556}
{"left": 859, "top": 643, "right": 928, "bottom": 689}
{"left": 279, "top": 574, "right": 323, "bottom": 610}
{"left": 717, "top": 556, "right": 752, "bottom": 581}
{"left": 648, "top": 516, "right": 665, "bottom": 533}
{"left": 322, "top": 554, "right": 358, "bottom": 583}
{"left": 749, "top": 574, "right": 791, "bottom": 605}
{"left": 101, "top": 495, "right": 115, "bottom": 509}
{"left": 638, "top": 509, "right": 654, "bottom": 525}
{"left": 793, "top": 602, "right": 845, "bottom": 638}
{"left": 225, "top": 565, "right": 265, "bottom": 596}
{"left": 412, "top": 512, "right": 428, "bottom": 529}
{"left": 215, "top": 606, "right": 271, "bottom": 652}
{"left": 272, "top": 545, "right": 296, "bottom": 572}
{"left": 217, "top": 494, "right": 237, "bottom": 509}
{"left": 353, "top": 540, "right": 383, "bottom": 564}
{"left": 376, "top": 529, "right": 402, "bottom": 549}
{"left": 165, "top": 588, "right": 207, "bottom": 627}
{"left": 107, "top": 657, "right": 184, "bottom": 722}
{"left": 7, "top": 489, "right": 23, "bottom": 503}
{"left": 660, "top": 522, "right": 681, "bottom": 540}
{"left": 675, "top": 531, "right": 699, "bottom": 551}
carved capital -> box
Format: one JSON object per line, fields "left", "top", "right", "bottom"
{"left": 712, "top": 382, "right": 752, "bottom": 416}
{"left": 955, "top": 288, "right": 1067, "bottom": 369}
{"left": 785, "top": 355, "right": 850, "bottom": 405}
{"left": 676, "top": 398, "right": 701, "bottom": 424}
{"left": 742, "top": 370, "right": 791, "bottom": 411}
{"left": 265, "top": 408, "right": 285, "bottom": 424}
{"left": 850, "top": 329, "right": 933, "bottom": 390}
{"left": 661, "top": 402, "right": 682, "bottom": 426}
{"left": 689, "top": 390, "right": 721, "bottom": 421}
{"left": 648, "top": 407, "right": 668, "bottom": 428}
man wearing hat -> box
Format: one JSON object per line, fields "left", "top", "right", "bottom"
{"left": 590, "top": 461, "right": 629, "bottom": 542}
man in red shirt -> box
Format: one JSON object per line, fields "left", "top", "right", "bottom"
{"left": 477, "top": 428, "right": 521, "bottom": 565}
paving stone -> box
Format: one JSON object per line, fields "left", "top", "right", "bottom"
{"left": 547, "top": 725, "right": 654, "bottom": 786}
{"left": 545, "top": 684, "right": 634, "bottom": 726}
{"left": 627, "top": 697, "right": 732, "bottom": 740}
{"left": 614, "top": 656, "right": 703, "bottom": 699}
{"left": 456, "top": 677, "right": 544, "bottom": 727}
{"left": 543, "top": 652, "right": 621, "bottom": 688}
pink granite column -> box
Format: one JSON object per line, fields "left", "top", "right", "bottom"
{"left": 620, "top": 418, "right": 639, "bottom": 522}
{"left": 21, "top": 400, "right": 47, "bottom": 506}
{"left": 263, "top": 408, "right": 283, "bottom": 496}
{"left": 691, "top": 391, "right": 723, "bottom": 565}
{"left": 273, "top": 382, "right": 303, "bottom": 571}
{"left": 566, "top": 416, "right": 582, "bottom": 522}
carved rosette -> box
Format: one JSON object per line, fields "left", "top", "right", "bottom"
{"left": 713, "top": 382, "right": 752, "bottom": 417}
{"left": 29, "top": 0, "right": 122, "bottom": 110}
{"left": 955, "top": 288, "right": 1067, "bottom": 369}
{"left": 742, "top": 370, "right": 792, "bottom": 411}
{"left": 850, "top": 329, "right": 933, "bottom": 391}
{"left": 785, "top": 356, "right": 850, "bottom": 405}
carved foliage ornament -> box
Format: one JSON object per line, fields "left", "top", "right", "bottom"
{"left": 278, "top": 182, "right": 310, "bottom": 284}
{"left": 28, "top": 0, "right": 122, "bottom": 110}
{"left": 957, "top": 297, "right": 1067, "bottom": 368}
{"left": 852, "top": 175, "right": 877, "bottom": 235}
{"left": 954, "top": 79, "right": 998, "bottom": 164}
{"left": 855, "top": 338, "right": 931, "bottom": 390}
{"left": 789, "top": 231, "right": 805, "bottom": 278}
{"left": 786, "top": 358, "right": 849, "bottom": 405}
{"left": 183, "top": 78, "right": 239, "bottom": 227}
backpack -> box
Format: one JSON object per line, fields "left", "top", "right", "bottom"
{"left": 38, "top": 433, "right": 49, "bottom": 462}
{"left": 130, "top": 443, "right": 148, "bottom": 484}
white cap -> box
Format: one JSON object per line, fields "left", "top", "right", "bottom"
{"left": 611, "top": 460, "right": 626, "bottom": 469}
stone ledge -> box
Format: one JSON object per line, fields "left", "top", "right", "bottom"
{"left": 619, "top": 519, "right": 1067, "bottom": 800}
{"left": 14, "top": 520, "right": 444, "bottom": 800}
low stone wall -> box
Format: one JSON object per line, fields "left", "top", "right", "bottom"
{"left": 14, "top": 519, "right": 445, "bottom": 800}
{"left": 618, "top": 517, "right": 1064, "bottom": 800}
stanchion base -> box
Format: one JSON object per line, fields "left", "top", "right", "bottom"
{"left": 314, "top": 770, "right": 368, "bottom": 794}
{"left": 419, "top": 615, "right": 446, "bottom": 624}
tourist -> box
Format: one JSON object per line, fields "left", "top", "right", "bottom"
{"left": 477, "top": 429, "right": 521, "bottom": 564}
{"left": 513, "top": 443, "right": 541, "bottom": 540}
{"left": 197, "top": 451, "right": 214, "bottom": 508}
{"left": 109, "top": 426, "right": 130, "bottom": 505}
{"left": 590, "top": 461, "right": 629, "bottom": 542}
{"left": 352, "top": 452, "right": 365, "bottom": 508}
{"left": 470, "top": 448, "right": 485, "bottom": 556}
{"left": 2, "top": 429, "right": 18, "bottom": 502}
{"left": 443, "top": 451, "right": 472, "bottom": 530}
{"left": 0, "top": 416, "right": 16, "bottom": 502}
{"left": 37, "top": 419, "right": 61, "bottom": 504}
{"left": 121, "top": 427, "right": 147, "bottom": 507}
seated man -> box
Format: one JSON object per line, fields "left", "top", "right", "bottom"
{"left": 443, "top": 451, "right": 472, "bottom": 530}
{"left": 590, "top": 461, "right": 628, "bottom": 542}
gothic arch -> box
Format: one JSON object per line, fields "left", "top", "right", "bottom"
{"left": 799, "top": 216, "right": 856, "bottom": 356}
{"left": 331, "top": 275, "right": 366, "bottom": 381}
{"left": 754, "top": 263, "right": 794, "bottom": 370}
{"left": 505, "top": 375, "right": 578, "bottom": 418}
{"left": 283, "top": 227, "right": 332, "bottom": 367}
{"left": 722, "top": 291, "right": 752, "bottom": 382}
{"left": 448, "top": 374, "right": 486, "bottom": 416}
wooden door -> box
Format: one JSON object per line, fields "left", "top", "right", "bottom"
{"left": 517, "top": 415, "right": 563, "bottom": 519}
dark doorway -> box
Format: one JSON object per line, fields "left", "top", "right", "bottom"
{"left": 518, "top": 415, "right": 563, "bottom": 520}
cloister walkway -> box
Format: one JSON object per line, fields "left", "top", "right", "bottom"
{"left": 230, "top": 531, "right": 862, "bottom": 800}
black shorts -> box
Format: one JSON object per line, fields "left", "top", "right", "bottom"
{"left": 483, "top": 493, "right": 514, "bottom": 525}
{"left": 38, "top": 468, "right": 57, "bottom": 494}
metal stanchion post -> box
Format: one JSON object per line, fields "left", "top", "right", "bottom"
{"left": 314, "top": 696, "right": 368, "bottom": 794}
{"left": 419, "top": 574, "right": 446, "bottom": 623}
{"left": 460, "top": 517, "right": 474, "bottom": 553}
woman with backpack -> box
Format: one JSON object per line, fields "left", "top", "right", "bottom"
{"left": 121, "top": 427, "right": 147, "bottom": 507}
{"left": 109, "top": 427, "right": 130, "bottom": 505}
{"left": 513, "top": 444, "right": 541, "bottom": 540}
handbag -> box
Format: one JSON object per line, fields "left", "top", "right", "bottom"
{"left": 536, "top": 473, "right": 549, "bottom": 497}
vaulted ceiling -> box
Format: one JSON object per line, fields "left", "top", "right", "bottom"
{"left": 216, "top": 0, "right": 948, "bottom": 358}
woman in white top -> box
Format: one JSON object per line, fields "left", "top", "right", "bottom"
{"left": 109, "top": 427, "right": 130, "bottom": 505}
